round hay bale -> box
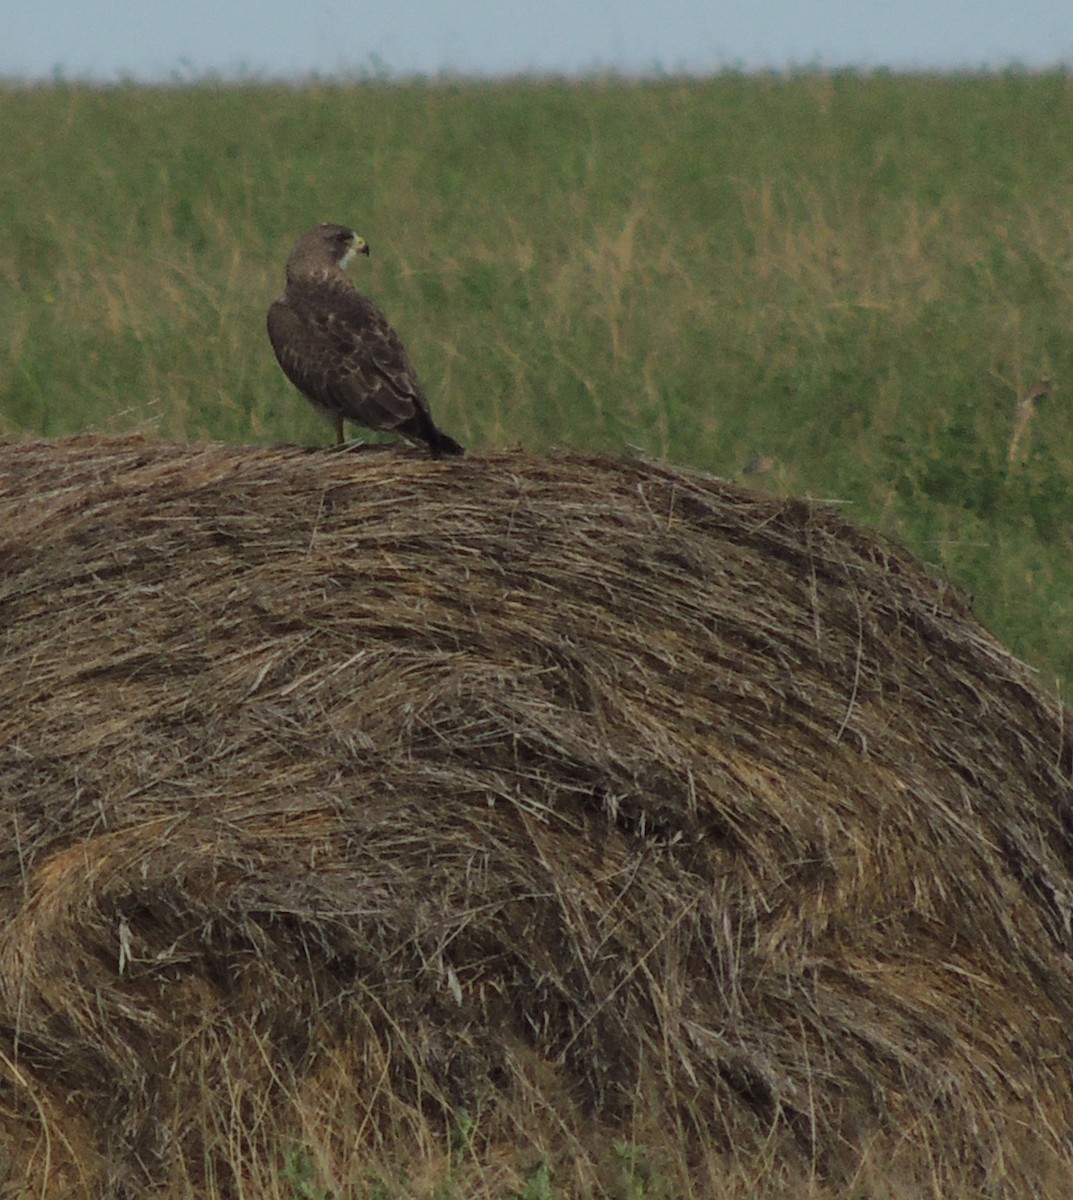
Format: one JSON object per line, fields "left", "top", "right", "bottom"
{"left": 1, "top": 434, "right": 1072, "bottom": 1197}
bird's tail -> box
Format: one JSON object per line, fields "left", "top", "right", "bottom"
{"left": 429, "top": 426, "right": 466, "bottom": 458}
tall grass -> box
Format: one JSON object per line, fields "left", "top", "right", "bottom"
{"left": 2, "top": 72, "right": 1073, "bottom": 684}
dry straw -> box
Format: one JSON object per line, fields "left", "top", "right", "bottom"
{"left": 2, "top": 435, "right": 1073, "bottom": 1197}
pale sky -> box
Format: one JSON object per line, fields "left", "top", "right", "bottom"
{"left": 3, "top": 0, "right": 1071, "bottom": 80}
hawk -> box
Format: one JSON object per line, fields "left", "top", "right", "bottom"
{"left": 267, "top": 223, "right": 464, "bottom": 457}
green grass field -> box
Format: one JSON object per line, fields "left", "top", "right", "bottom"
{"left": 3, "top": 71, "right": 1072, "bottom": 687}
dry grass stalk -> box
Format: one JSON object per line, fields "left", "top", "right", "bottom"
{"left": 1006, "top": 374, "right": 1052, "bottom": 463}
{"left": 1, "top": 436, "right": 1073, "bottom": 1197}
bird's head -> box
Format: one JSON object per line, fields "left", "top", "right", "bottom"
{"left": 329, "top": 225, "right": 370, "bottom": 270}
{"left": 285, "top": 224, "right": 370, "bottom": 282}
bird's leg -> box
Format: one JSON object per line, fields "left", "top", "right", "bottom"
{"left": 327, "top": 415, "right": 367, "bottom": 454}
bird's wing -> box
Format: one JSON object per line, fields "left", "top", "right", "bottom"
{"left": 269, "top": 287, "right": 427, "bottom": 428}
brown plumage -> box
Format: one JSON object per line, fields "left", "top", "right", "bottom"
{"left": 267, "top": 223, "right": 464, "bottom": 457}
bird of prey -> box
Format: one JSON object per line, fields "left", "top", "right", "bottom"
{"left": 267, "top": 223, "right": 464, "bottom": 457}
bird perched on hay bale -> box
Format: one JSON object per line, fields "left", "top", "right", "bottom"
{"left": 267, "top": 223, "right": 464, "bottom": 457}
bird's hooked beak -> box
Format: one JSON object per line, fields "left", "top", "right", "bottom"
{"left": 340, "top": 234, "right": 370, "bottom": 269}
